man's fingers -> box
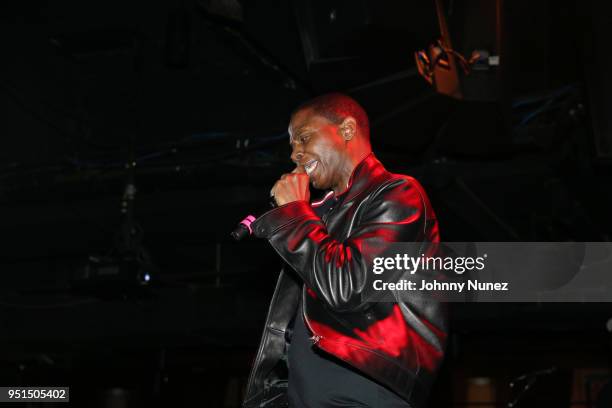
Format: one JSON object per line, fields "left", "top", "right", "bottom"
{"left": 270, "top": 179, "right": 281, "bottom": 198}
{"left": 271, "top": 169, "right": 310, "bottom": 206}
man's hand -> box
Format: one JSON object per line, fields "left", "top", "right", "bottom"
{"left": 271, "top": 166, "right": 310, "bottom": 206}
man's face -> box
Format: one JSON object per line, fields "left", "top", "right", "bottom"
{"left": 289, "top": 109, "right": 348, "bottom": 191}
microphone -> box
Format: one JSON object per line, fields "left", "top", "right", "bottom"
{"left": 232, "top": 166, "right": 306, "bottom": 241}
{"left": 230, "top": 197, "right": 277, "bottom": 241}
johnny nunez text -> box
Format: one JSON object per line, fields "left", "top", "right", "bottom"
{"left": 373, "top": 279, "right": 509, "bottom": 292}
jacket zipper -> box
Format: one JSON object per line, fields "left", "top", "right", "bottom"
{"left": 302, "top": 288, "right": 323, "bottom": 345}
{"left": 302, "top": 289, "right": 414, "bottom": 369}
{"left": 310, "top": 334, "right": 322, "bottom": 344}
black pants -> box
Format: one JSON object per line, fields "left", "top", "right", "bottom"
{"left": 287, "top": 302, "right": 411, "bottom": 408}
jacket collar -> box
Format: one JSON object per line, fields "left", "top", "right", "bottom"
{"left": 334, "top": 152, "right": 387, "bottom": 201}
{"left": 310, "top": 152, "right": 386, "bottom": 207}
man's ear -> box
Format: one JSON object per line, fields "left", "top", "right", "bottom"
{"left": 339, "top": 117, "right": 357, "bottom": 141}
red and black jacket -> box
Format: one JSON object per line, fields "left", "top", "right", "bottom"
{"left": 243, "top": 153, "right": 447, "bottom": 408}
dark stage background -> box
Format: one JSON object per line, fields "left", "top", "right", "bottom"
{"left": 1, "top": 0, "right": 612, "bottom": 406}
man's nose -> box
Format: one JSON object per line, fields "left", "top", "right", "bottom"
{"left": 291, "top": 149, "right": 304, "bottom": 164}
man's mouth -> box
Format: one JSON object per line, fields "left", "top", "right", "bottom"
{"left": 304, "top": 160, "right": 319, "bottom": 177}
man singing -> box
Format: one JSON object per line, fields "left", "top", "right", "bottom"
{"left": 242, "top": 93, "right": 446, "bottom": 408}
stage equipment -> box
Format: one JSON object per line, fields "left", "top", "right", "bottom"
{"left": 73, "top": 255, "right": 152, "bottom": 293}
{"left": 198, "top": 0, "right": 243, "bottom": 22}
{"left": 415, "top": 0, "right": 503, "bottom": 101}
{"left": 73, "top": 147, "right": 156, "bottom": 295}
{"left": 290, "top": 0, "right": 438, "bottom": 91}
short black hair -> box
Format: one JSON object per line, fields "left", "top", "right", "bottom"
{"left": 291, "top": 92, "right": 370, "bottom": 138}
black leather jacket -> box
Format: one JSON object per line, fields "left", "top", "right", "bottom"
{"left": 243, "top": 154, "right": 447, "bottom": 408}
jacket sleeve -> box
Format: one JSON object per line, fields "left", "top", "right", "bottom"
{"left": 252, "top": 177, "right": 433, "bottom": 312}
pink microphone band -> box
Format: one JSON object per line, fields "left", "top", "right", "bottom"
{"left": 240, "top": 215, "right": 257, "bottom": 234}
